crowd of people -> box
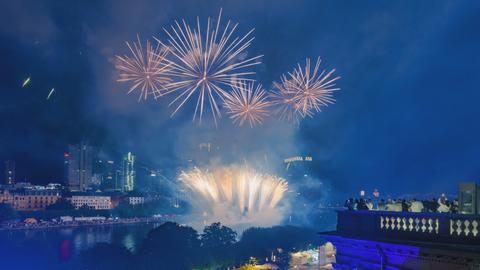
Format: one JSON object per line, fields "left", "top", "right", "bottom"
{"left": 344, "top": 194, "right": 459, "bottom": 213}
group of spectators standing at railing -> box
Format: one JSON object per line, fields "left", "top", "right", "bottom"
{"left": 344, "top": 194, "right": 459, "bottom": 213}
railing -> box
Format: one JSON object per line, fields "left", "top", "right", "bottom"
{"left": 336, "top": 210, "right": 480, "bottom": 245}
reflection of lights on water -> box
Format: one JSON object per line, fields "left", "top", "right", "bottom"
{"left": 122, "top": 234, "right": 135, "bottom": 252}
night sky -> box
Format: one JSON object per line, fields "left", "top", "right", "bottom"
{"left": 1, "top": 0, "right": 480, "bottom": 199}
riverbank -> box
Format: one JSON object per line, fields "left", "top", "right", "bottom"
{"left": 0, "top": 216, "right": 177, "bottom": 231}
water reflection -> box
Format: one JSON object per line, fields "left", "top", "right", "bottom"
{"left": 0, "top": 223, "right": 162, "bottom": 270}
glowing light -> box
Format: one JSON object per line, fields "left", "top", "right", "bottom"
{"left": 46, "top": 88, "right": 55, "bottom": 100}
{"left": 155, "top": 9, "right": 262, "bottom": 124}
{"left": 179, "top": 166, "right": 288, "bottom": 214}
{"left": 115, "top": 35, "right": 171, "bottom": 101}
{"left": 22, "top": 77, "right": 31, "bottom": 88}
{"left": 223, "top": 81, "right": 271, "bottom": 127}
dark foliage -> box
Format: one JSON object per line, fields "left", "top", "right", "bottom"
{"left": 137, "top": 222, "right": 202, "bottom": 270}
{"left": 80, "top": 243, "right": 134, "bottom": 270}
{"left": 79, "top": 222, "right": 318, "bottom": 270}
{"left": 46, "top": 198, "right": 74, "bottom": 210}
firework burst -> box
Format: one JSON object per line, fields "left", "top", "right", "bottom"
{"left": 223, "top": 81, "right": 271, "bottom": 127}
{"left": 271, "top": 57, "right": 340, "bottom": 123}
{"left": 115, "top": 36, "right": 171, "bottom": 101}
{"left": 289, "top": 57, "right": 340, "bottom": 115}
{"left": 155, "top": 9, "right": 262, "bottom": 124}
{"left": 270, "top": 76, "right": 307, "bottom": 124}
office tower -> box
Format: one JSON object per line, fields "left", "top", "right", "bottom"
{"left": 93, "top": 159, "right": 118, "bottom": 190}
{"left": 4, "top": 160, "right": 15, "bottom": 185}
{"left": 67, "top": 142, "right": 93, "bottom": 191}
{"left": 122, "top": 152, "right": 135, "bottom": 191}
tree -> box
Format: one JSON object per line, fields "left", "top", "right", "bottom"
{"left": 201, "top": 222, "right": 237, "bottom": 267}
{"left": 0, "top": 203, "right": 17, "bottom": 222}
{"left": 137, "top": 222, "right": 203, "bottom": 270}
{"left": 46, "top": 198, "right": 74, "bottom": 210}
{"left": 236, "top": 226, "right": 319, "bottom": 262}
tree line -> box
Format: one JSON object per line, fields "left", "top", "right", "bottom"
{"left": 79, "top": 222, "right": 319, "bottom": 270}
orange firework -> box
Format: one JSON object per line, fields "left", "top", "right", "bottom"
{"left": 223, "top": 81, "right": 271, "bottom": 127}
{"left": 115, "top": 35, "right": 171, "bottom": 101}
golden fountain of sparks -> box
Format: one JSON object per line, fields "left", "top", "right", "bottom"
{"left": 115, "top": 35, "right": 171, "bottom": 101}
{"left": 179, "top": 166, "right": 288, "bottom": 214}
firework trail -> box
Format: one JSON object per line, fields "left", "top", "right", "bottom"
{"left": 46, "top": 88, "right": 55, "bottom": 100}
{"left": 115, "top": 36, "right": 171, "bottom": 101}
{"left": 223, "top": 81, "right": 271, "bottom": 127}
{"left": 22, "top": 77, "right": 31, "bottom": 88}
{"left": 155, "top": 9, "right": 262, "bottom": 124}
{"left": 179, "top": 166, "right": 288, "bottom": 215}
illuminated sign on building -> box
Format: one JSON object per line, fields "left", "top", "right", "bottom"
{"left": 284, "top": 156, "right": 313, "bottom": 163}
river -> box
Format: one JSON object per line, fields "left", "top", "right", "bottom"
{"left": 0, "top": 222, "right": 163, "bottom": 270}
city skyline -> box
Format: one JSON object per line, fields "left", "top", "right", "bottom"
{"left": 1, "top": 1, "right": 480, "bottom": 199}
{"left": 1, "top": 2, "right": 480, "bottom": 269}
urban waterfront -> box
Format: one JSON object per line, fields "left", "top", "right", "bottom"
{"left": 2, "top": 0, "right": 480, "bottom": 269}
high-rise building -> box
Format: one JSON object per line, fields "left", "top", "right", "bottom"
{"left": 4, "top": 160, "right": 15, "bottom": 185}
{"left": 122, "top": 152, "right": 135, "bottom": 192}
{"left": 67, "top": 142, "right": 93, "bottom": 191}
{"left": 93, "top": 159, "right": 119, "bottom": 190}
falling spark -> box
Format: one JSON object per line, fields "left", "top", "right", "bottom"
{"left": 46, "top": 88, "right": 55, "bottom": 100}
{"left": 179, "top": 166, "right": 288, "bottom": 214}
{"left": 155, "top": 9, "right": 262, "bottom": 124}
{"left": 115, "top": 35, "right": 171, "bottom": 101}
{"left": 22, "top": 77, "right": 31, "bottom": 88}
{"left": 288, "top": 57, "right": 340, "bottom": 115}
{"left": 223, "top": 81, "right": 271, "bottom": 127}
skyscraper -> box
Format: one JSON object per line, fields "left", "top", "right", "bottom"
{"left": 93, "top": 159, "right": 118, "bottom": 190}
{"left": 4, "top": 160, "right": 15, "bottom": 185}
{"left": 122, "top": 152, "right": 135, "bottom": 192}
{"left": 67, "top": 142, "right": 93, "bottom": 191}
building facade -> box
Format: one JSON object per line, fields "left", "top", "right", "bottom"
{"left": 127, "top": 196, "right": 145, "bottom": 205}
{"left": 12, "top": 189, "right": 61, "bottom": 211}
{"left": 122, "top": 152, "right": 135, "bottom": 192}
{"left": 93, "top": 159, "right": 119, "bottom": 190}
{"left": 0, "top": 189, "right": 13, "bottom": 204}
{"left": 70, "top": 195, "right": 112, "bottom": 210}
{"left": 67, "top": 142, "right": 93, "bottom": 191}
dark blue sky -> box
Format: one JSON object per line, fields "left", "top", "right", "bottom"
{"left": 1, "top": 0, "right": 479, "bottom": 198}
